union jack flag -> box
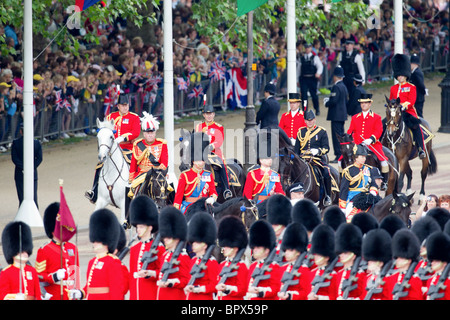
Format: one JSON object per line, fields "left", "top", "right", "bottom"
{"left": 55, "top": 90, "right": 72, "bottom": 112}
{"left": 103, "top": 84, "right": 118, "bottom": 116}
{"left": 177, "top": 77, "right": 190, "bottom": 92}
{"left": 208, "top": 59, "right": 226, "bottom": 82}
{"left": 146, "top": 75, "right": 162, "bottom": 91}
{"left": 188, "top": 85, "right": 204, "bottom": 99}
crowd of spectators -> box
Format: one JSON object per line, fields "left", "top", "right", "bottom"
{"left": 0, "top": 0, "right": 448, "bottom": 151}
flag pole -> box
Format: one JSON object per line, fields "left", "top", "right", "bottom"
{"left": 59, "top": 179, "right": 64, "bottom": 300}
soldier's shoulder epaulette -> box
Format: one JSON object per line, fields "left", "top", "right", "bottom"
{"left": 214, "top": 122, "right": 223, "bottom": 128}
{"left": 317, "top": 126, "right": 326, "bottom": 131}
{"left": 156, "top": 138, "right": 167, "bottom": 144}
{"left": 129, "top": 111, "right": 139, "bottom": 117}
{"left": 133, "top": 138, "right": 144, "bottom": 146}
{"left": 181, "top": 169, "right": 191, "bottom": 175}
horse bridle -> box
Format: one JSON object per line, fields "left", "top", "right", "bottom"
{"left": 147, "top": 170, "right": 169, "bottom": 201}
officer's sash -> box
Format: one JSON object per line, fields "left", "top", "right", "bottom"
{"left": 254, "top": 171, "right": 279, "bottom": 204}
{"left": 347, "top": 166, "right": 371, "bottom": 202}
{"left": 181, "top": 171, "right": 211, "bottom": 213}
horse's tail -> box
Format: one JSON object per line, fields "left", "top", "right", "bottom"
{"left": 427, "top": 148, "right": 438, "bottom": 175}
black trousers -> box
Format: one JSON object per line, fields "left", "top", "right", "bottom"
{"left": 15, "top": 169, "right": 38, "bottom": 208}
{"left": 330, "top": 121, "right": 345, "bottom": 159}
{"left": 300, "top": 76, "right": 319, "bottom": 112}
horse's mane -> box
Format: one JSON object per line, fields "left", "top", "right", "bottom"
{"left": 213, "top": 197, "right": 244, "bottom": 212}
{"left": 98, "top": 118, "right": 115, "bottom": 130}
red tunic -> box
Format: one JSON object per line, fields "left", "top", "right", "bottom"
{"left": 83, "top": 254, "right": 124, "bottom": 300}
{"left": 361, "top": 272, "right": 394, "bottom": 300}
{"left": 426, "top": 272, "right": 450, "bottom": 300}
{"left": 217, "top": 260, "right": 249, "bottom": 300}
{"left": 243, "top": 168, "right": 285, "bottom": 202}
{"left": 120, "top": 263, "right": 129, "bottom": 299}
{"left": 279, "top": 263, "right": 313, "bottom": 300}
{"left": 246, "top": 261, "right": 283, "bottom": 300}
{"left": 186, "top": 256, "right": 220, "bottom": 300}
{"left": 129, "top": 238, "right": 165, "bottom": 300}
{"left": 173, "top": 168, "right": 218, "bottom": 212}
{"left": 389, "top": 82, "right": 419, "bottom": 118}
{"left": 195, "top": 121, "right": 225, "bottom": 159}
{"left": 309, "top": 266, "right": 338, "bottom": 300}
{"left": 335, "top": 267, "right": 367, "bottom": 300}
{"left": 347, "top": 110, "right": 387, "bottom": 161}
{"left": 106, "top": 111, "right": 141, "bottom": 151}
{"left": 279, "top": 110, "right": 306, "bottom": 139}
{"left": 0, "top": 264, "right": 42, "bottom": 300}
{"left": 35, "top": 240, "right": 80, "bottom": 300}
{"left": 156, "top": 249, "right": 192, "bottom": 300}
{"left": 386, "top": 271, "right": 423, "bottom": 300}
{"left": 129, "top": 138, "right": 169, "bottom": 181}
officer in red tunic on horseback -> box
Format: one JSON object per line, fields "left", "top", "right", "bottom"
{"left": 85, "top": 90, "right": 141, "bottom": 204}
{"left": 294, "top": 110, "right": 332, "bottom": 207}
{"left": 173, "top": 132, "right": 218, "bottom": 214}
{"left": 195, "top": 104, "right": 232, "bottom": 200}
{"left": 347, "top": 93, "right": 390, "bottom": 190}
{"left": 128, "top": 111, "right": 169, "bottom": 198}
{"left": 389, "top": 53, "right": 426, "bottom": 160}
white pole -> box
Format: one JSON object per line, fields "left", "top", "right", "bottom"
{"left": 394, "top": 0, "right": 403, "bottom": 55}
{"left": 15, "top": 0, "right": 43, "bottom": 227}
{"left": 163, "top": 0, "right": 177, "bottom": 189}
{"left": 286, "top": 0, "right": 296, "bottom": 110}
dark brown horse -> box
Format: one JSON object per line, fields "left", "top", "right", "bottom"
{"left": 337, "top": 133, "right": 399, "bottom": 196}
{"left": 136, "top": 168, "right": 175, "bottom": 210}
{"left": 366, "top": 192, "right": 415, "bottom": 226}
{"left": 278, "top": 146, "right": 340, "bottom": 209}
{"left": 381, "top": 97, "right": 437, "bottom": 203}
{"left": 178, "top": 129, "right": 246, "bottom": 203}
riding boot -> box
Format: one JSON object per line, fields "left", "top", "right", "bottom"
{"left": 323, "top": 176, "right": 332, "bottom": 206}
{"left": 123, "top": 187, "right": 133, "bottom": 229}
{"left": 85, "top": 163, "right": 102, "bottom": 204}
{"left": 381, "top": 172, "right": 389, "bottom": 191}
{"left": 217, "top": 166, "right": 232, "bottom": 200}
{"left": 412, "top": 126, "right": 426, "bottom": 159}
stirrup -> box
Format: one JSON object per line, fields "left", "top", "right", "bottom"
{"left": 223, "top": 189, "right": 233, "bottom": 200}
{"left": 323, "top": 195, "right": 332, "bottom": 206}
{"left": 418, "top": 150, "right": 426, "bottom": 159}
{"left": 85, "top": 190, "right": 95, "bottom": 203}
{"left": 380, "top": 182, "right": 388, "bottom": 191}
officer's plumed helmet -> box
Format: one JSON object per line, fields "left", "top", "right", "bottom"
{"left": 140, "top": 111, "right": 159, "bottom": 132}
{"left": 89, "top": 209, "right": 121, "bottom": 253}
{"left": 2, "top": 221, "right": 33, "bottom": 265}
{"left": 129, "top": 195, "right": 159, "bottom": 232}
{"left": 187, "top": 212, "right": 217, "bottom": 246}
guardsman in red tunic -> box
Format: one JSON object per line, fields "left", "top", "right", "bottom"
{"left": 389, "top": 53, "right": 426, "bottom": 159}
{"left": 35, "top": 203, "right": 80, "bottom": 300}
{"left": 245, "top": 220, "right": 283, "bottom": 300}
{"left": 361, "top": 229, "right": 394, "bottom": 300}
{"left": 85, "top": 92, "right": 141, "bottom": 203}
{"left": 128, "top": 112, "right": 169, "bottom": 197}
{"left": 243, "top": 132, "right": 285, "bottom": 203}
{"left": 347, "top": 93, "right": 389, "bottom": 190}
{"left": 128, "top": 195, "right": 164, "bottom": 300}
{"left": 308, "top": 225, "right": 339, "bottom": 300}
{"left": 114, "top": 224, "right": 130, "bottom": 299}
{"left": 425, "top": 232, "right": 450, "bottom": 300}
{"left": 267, "top": 194, "right": 292, "bottom": 263}
{"left": 69, "top": 209, "right": 123, "bottom": 300}
{"left": 279, "top": 93, "right": 306, "bottom": 146}
{"left": 0, "top": 221, "right": 41, "bottom": 300}
{"left": 156, "top": 207, "right": 191, "bottom": 300}
{"left": 184, "top": 213, "right": 219, "bottom": 300}
{"left": 278, "top": 222, "right": 313, "bottom": 300}
{"left": 387, "top": 230, "right": 423, "bottom": 300}
{"left": 174, "top": 132, "right": 218, "bottom": 214}
{"left": 216, "top": 216, "right": 249, "bottom": 300}
{"left": 334, "top": 223, "right": 367, "bottom": 300}
{"left": 195, "top": 104, "right": 232, "bottom": 200}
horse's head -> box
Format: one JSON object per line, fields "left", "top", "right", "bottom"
{"left": 239, "top": 198, "right": 260, "bottom": 231}
{"left": 385, "top": 96, "right": 403, "bottom": 136}
{"left": 96, "top": 118, "right": 116, "bottom": 162}
{"left": 337, "top": 133, "right": 355, "bottom": 164}
{"left": 389, "top": 192, "right": 415, "bottom": 225}
{"left": 143, "top": 168, "right": 171, "bottom": 210}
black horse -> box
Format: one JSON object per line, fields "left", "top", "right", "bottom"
{"left": 178, "top": 128, "right": 246, "bottom": 203}
{"left": 366, "top": 192, "right": 415, "bottom": 226}
{"left": 337, "top": 133, "right": 399, "bottom": 196}
{"left": 278, "top": 146, "right": 340, "bottom": 209}
{"left": 136, "top": 168, "right": 175, "bottom": 210}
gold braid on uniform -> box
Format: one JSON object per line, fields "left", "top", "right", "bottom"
{"left": 297, "top": 127, "right": 322, "bottom": 150}
{"left": 342, "top": 166, "right": 364, "bottom": 185}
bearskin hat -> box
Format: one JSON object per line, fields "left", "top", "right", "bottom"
{"left": 362, "top": 228, "right": 392, "bottom": 263}
{"left": 291, "top": 199, "right": 321, "bottom": 232}
{"left": 351, "top": 212, "right": 379, "bottom": 235}
{"left": 267, "top": 194, "right": 292, "bottom": 226}
{"left": 187, "top": 212, "right": 217, "bottom": 246}
{"left": 158, "top": 206, "right": 187, "bottom": 241}
{"left": 249, "top": 219, "right": 276, "bottom": 250}
{"left": 322, "top": 205, "right": 346, "bottom": 231}
{"left": 130, "top": 195, "right": 159, "bottom": 231}
{"left": 426, "top": 207, "right": 450, "bottom": 231}
{"left": 411, "top": 216, "right": 441, "bottom": 245}
{"left": 426, "top": 231, "right": 450, "bottom": 263}
{"left": 335, "top": 223, "right": 363, "bottom": 256}
{"left": 190, "top": 132, "right": 211, "bottom": 163}
{"left": 218, "top": 216, "right": 248, "bottom": 250}
{"left": 379, "top": 214, "right": 406, "bottom": 238}
{"left": 281, "top": 222, "right": 308, "bottom": 253}
{"left": 43, "top": 202, "right": 60, "bottom": 239}
{"left": 2, "top": 221, "right": 33, "bottom": 265}
{"left": 392, "top": 53, "right": 411, "bottom": 80}
{"left": 392, "top": 229, "right": 420, "bottom": 261}
{"left": 352, "top": 192, "right": 382, "bottom": 211}
{"left": 310, "top": 224, "right": 335, "bottom": 259}
{"left": 89, "top": 209, "right": 121, "bottom": 254}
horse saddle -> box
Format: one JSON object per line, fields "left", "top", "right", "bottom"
{"left": 208, "top": 154, "right": 241, "bottom": 187}
{"left": 308, "top": 163, "right": 339, "bottom": 192}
